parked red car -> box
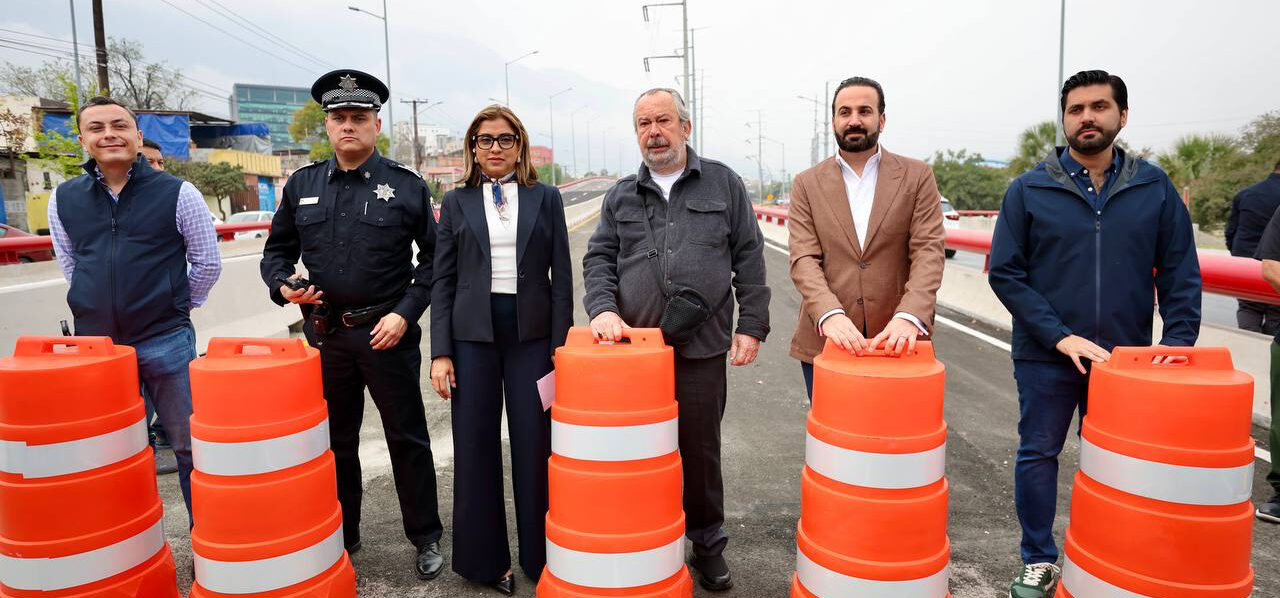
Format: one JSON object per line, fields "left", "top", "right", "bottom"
{"left": 0, "top": 224, "right": 56, "bottom": 263}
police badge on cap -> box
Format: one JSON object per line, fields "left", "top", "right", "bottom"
{"left": 311, "top": 69, "right": 389, "bottom": 111}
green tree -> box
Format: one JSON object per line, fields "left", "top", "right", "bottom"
{"left": 536, "top": 162, "right": 568, "bottom": 185}
{"left": 167, "top": 160, "right": 248, "bottom": 221}
{"left": 1008, "top": 121, "right": 1058, "bottom": 174}
{"left": 929, "top": 149, "right": 1010, "bottom": 211}
{"left": 289, "top": 100, "right": 389, "bottom": 161}
{"left": 1155, "top": 133, "right": 1240, "bottom": 191}
{"left": 24, "top": 77, "right": 85, "bottom": 179}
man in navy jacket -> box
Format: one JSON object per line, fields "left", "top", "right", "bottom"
{"left": 989, "top": 70, "right": 1201, "bottom": 598}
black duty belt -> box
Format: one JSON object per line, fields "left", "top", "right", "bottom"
{"left": 332, "top": 299, "right": 401, "bottom": 328}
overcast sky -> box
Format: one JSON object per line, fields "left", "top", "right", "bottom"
{"left": 4, "top": 0, "right": 1279, "bottom": 181}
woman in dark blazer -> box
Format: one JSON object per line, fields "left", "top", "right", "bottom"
{"left": 429, "top": 104, "right": 573, "bottom": 595}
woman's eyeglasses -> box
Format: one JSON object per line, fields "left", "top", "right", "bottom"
{"left": 473, "top": 134, "right": 519, "bottom": 150}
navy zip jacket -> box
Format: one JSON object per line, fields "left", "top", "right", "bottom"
{"left": 989, "top": 147, "right": 1201, "bottom": 363}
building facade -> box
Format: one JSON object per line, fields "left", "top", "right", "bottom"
{"left": 230, "top": 84, "right": 310, "bottom": 152}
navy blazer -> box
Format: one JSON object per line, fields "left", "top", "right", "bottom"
{"left": 430, "top": 181, "right": 573, "bottom": 358}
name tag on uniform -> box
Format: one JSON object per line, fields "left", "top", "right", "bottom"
{"left": 299, "top": 196, "right": 320, "bottom": 206}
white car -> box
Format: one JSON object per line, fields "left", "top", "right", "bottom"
{"left": 227, "top": 210, "right": 275, "bottom": 240}
{"left": 940, "top": 197, "right": 959, "bottom": 258}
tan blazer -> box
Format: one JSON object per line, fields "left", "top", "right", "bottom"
{"left": 787, "top": 148, "right": 946, "bottom": 362}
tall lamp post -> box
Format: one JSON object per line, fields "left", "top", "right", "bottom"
{"left": 570, "top": 106, "right": 587, "bottom": 179}
{"left": 796, "top": 95, "right": 822, "bottom": 166}
{"left": 548, "top": 87, "right": 572, "bottom": 185}
{"left": 504, "top": 50, "right": 539, "bottom": 107}
{"left": 348, "top": 2, "right": 393, "bottom": 151}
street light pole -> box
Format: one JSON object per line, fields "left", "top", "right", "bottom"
{"left": 68, "top": 0, "right": 83, "bottom": 103}
{"left": 348, "top": 3, "right": 393, "bottom": 153}
{"left": 1055, "top": 0, "right": 1067, "bottom": 145}
{"left": 504, "top": 50, "right": 539, "bottom": 107}
{"left": 571, "top": 106, "right": 587, "bottom": 179}
{"left": 797, "top": 95, "right": 821, "bottom": 166}
{"left": 549, "top": 87, "right": 572, "bottom": 185}
{"left": 641, "top": 1, "right": 690, "bottom": 112}
{"left": 586, "top": 114, "right": 603, "bottom": 174}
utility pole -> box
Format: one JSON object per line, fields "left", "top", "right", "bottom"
{"left": 1055, "top": 0, "right": 1067, "bottom": 145}
{"left": 68, "top": 1, "right": 84, "bottom": 104}
{"left": 642, "top": 1, "right": 690, "bottom": 118}
{"left": 797, "top": 95, "right": 821, "bottom": 166}
{"left": 698, "top": 68, "right": 705, "bottom": 154}
{"left": 689, "top": 26, "right": 708, "bottom": 151}
{"left": 91, "top": 0, "right": 108, "bottom": 95}
{"left": 585, "top": 114, "right": 602, "bottom": 174}
{"left": 548, "top": 87, "right": 572, "bottom": 185}
{"left": 400, "top": 98, "right": 431, "bottom": 173}
{"left": 823, "top": 81, "right": 831, "bottom": 157}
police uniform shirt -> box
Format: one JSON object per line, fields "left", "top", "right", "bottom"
{"left": 261, "top": 150, "right": 436, "bottom": 322}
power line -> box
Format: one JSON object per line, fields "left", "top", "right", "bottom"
{"left": 155, "top": 0, "right": 317, "bottom": 74}
{"left": 0, "top": 29, "right": 230, "bottom": 97}
{"left": 193, "top": 0, "right": 332, "bottom": 71}
{"left": 0, "top": 36, "right": 227, "bottom": 103}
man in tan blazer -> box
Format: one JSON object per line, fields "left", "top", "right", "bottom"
{"left": 788, "top": 76, "right": 946, "bottom": 396}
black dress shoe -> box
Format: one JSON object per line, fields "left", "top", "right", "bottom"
{"left": 415, "top": 542, "right": 444, "bottom": 580}
{"left": 491, "top": 572, "right": 515, "bottom": 596}
{"left": 344, "top": 539, "right": 361, "bottom": 556}
{"left": 689, "top": 554, "right": 733, "bottom": 591}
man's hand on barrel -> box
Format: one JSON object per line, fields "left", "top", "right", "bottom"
{"left": 590, "top": 311, "right": 631, "bottom": 342}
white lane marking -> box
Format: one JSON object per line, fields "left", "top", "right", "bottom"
{"left": 760, "top": 236, "right": 1273, "bottom": 466}
{"left": 935, "top": 315, "right": 1013, "bottom": 353}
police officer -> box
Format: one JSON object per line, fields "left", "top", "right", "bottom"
{"left": 260, "top": 69, "right": 444, "bottom": 580}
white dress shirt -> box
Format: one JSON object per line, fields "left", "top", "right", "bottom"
{"left": 482, "top": 177, "right": 520, "bottom": 294}
{"left": 817, "top": 149, "right": 926, "bottom": 337}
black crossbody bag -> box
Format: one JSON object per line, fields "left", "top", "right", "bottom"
{"left": 639, "top": 196, "right": 731, "bottom": 346}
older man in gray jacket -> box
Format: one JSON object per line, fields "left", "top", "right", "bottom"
{"left": 583, "top": 87, "right": 770, "bottom": 592}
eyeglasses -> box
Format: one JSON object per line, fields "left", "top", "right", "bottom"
{"left": 473, "top": 134, "right": 519, "bottom": 150}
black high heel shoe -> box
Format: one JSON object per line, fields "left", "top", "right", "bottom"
{"left": 491, "top": 571, "right": 515, "bottom": 596}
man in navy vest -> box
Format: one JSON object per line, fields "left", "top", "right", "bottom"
{"left": 47, "top": 96, "right": 222, "bottom": 525}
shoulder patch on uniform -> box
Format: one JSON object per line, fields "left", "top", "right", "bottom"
{"left": 387, "top": 160, "right": 425, "bottom": 181}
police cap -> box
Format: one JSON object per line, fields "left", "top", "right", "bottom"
{"left": 310, "top": 69, "right": 388, "bottom": 112}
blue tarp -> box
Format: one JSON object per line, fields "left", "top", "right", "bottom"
{"left": 190, "top": 123, "right": 271, "bottom": 153}
{"left": 42, "top": 112, "right": 192, "bottom": 159}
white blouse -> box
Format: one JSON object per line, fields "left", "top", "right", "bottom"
{"left": 481, "top": 179, "right": 520, "bottom": 294}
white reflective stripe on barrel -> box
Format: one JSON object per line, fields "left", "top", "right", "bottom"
{"left": 805, "top": 432, "right": 945, "bottom": 489}
{"left": 552, "top": 417, "right": 678, "bottom": 462}
{"left": 194, "top": 525, "right": 344, "bottom": 594}
{"left": 0, "top": 416, "right": 147, "bottom": 479}
{"left": 1062, "top": 554, "right": 1153, "bottom": 598}
{"left": 193, "top": 417, "right": 330, "bottom": 476}
{"left": 546, "top": 536, "right": 684, "bottom": 588}
{"left": 795, "top": 548, "right": 949, "bottom": 598}
{"left": 1079, "top": 436, "right": 1253, "bottom": 506}
{"left": 0, "top": 518, "right": 165, "bottom": 591}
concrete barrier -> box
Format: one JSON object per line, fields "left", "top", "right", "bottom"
{"left": 0, "top": 238, "right": 300, "bottom": 355}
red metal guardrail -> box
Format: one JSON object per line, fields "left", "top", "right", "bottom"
{"left": 1, "top": 176, "right": 618, "bottom": 265}
{"left": 753, "top": 205, "right": 1280, "bottom": 305}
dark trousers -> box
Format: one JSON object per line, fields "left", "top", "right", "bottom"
{"left": 675, "top": 352, "right": 729, "bottom": 558}
{"left": 134, "top": 325, "right": 196, "bottom": 526}
{"left": 1013, "top": 359, "right": 1090, "bottom": 565}
{"left": 1238, "top": 299, "right": 1280, "bottom": 335}
{"left": 1269, "top": 342, "right": 1280, "bottom": 495}
{"left": 801, "top": 361, "right": 814, "bottom": 399}
{"left": 308, "top": 318, "right": 443, "bottom": 549}
{"left": 451, "top": 294, "right": 553, "bottom": 582}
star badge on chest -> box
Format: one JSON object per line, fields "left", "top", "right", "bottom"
{"left": 374, "top": 183, "right": 395, "bottom": 202}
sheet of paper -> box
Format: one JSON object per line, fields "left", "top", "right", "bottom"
{"left": 537, "top": 371, "right": 556, "bottom": 412}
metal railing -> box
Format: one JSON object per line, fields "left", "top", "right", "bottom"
{"left": 753, "top": 205, "right": 1280, "bottom": 305}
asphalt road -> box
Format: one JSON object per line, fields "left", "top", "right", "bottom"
{"left": 156, "top": 203, "right": 1280, "bottom": 597}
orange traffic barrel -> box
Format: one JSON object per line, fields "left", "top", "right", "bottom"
{"left": 537, "top": 327, "right": 693, "bottom": 598}
{"left": 1061, "top": 346, "right": 1255, "bottom": 598}
{"left": 791, "top": 340, "right": 951, "bottom": 598}
{"left": 0, "top": 336, "right": 179, "bottom": 598}
{"left": 187, "top": 338, "right": 355, "bottom": 598}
